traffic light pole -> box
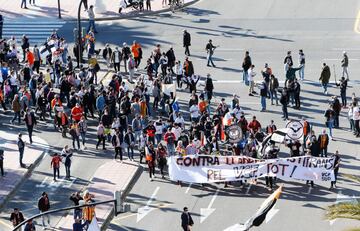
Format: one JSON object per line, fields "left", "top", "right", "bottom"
{"left": 57, "top": 0, "right": 62, "bottom": 19}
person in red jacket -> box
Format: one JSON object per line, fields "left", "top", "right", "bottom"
{"left": 247, "top": 116, "right": 261, "bottom": 134}
{"left": 51, "top": 153, "right": 62, "bottom": 181}
{"left": 71, "top": 103, "right": 83, "bottom": 123}
{"left": 164, "top": 127, "right": 176, "bottom": 156}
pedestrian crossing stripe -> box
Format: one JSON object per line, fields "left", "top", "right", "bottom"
{"left": 2, "top": 19, "right": 66, "bottom": 45}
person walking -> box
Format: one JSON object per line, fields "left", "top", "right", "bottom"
{"left": 38, "top": 192, "right": 51, "bottom": 228}
{"left": 127, "top": 54, "right": 136, "bottom": 83}
{"left": 269, "top": 74, "right": 279, "bottom": 105}
{"left": 330, "top": 150, "right": 341, "bottom": 189}
{"left": 51, "top": 153, "right": 62, "bottom": 181}
{"left": 96, "top": 121, "right": 106, "bottom": 150}
{"left": 112, "top": 129, "right": 124, "bottom": 161}
{"left": 293, "top": 78, "right": 301, "bottom": 109}
{"left": 181, "top": 207, "right": 194, "bottom": 231}
{"left": 205, "top": 39, "right": 217, "bottom": 67}
{"left": 259, "top": 80, "right": 267, "bottom": 111}
{"left": 146, "top": 142, "right": 156, "bottom": 181}
{"left": 78, "top": 116, "right": 88, "bottom": 149}
{"left": 21, "top": 0, "right": 28, "bottom": 9}
{"left": 11, "top": 95, "right": 21, "bottom": 124}
{"left": 247, "top": 64, "right": 256, "bottom": 96}
{"left": 24, "top": 219, "right": 36, "bottom": 231}
{"left": 124, "top": 127, "right": 135, "bottom": 161}
{"left": 319, "top": 63, "right": 331, "bottom": 94}
{"left": 280, "top": 87, "right": 289, "bottom": 120}
{"left": 183, "top": 30, "right": 191, "bottom": 56}
{"left": 337, "top": 77, "right": 348, "bottom": 108}
{"left": 61, "top": 145, "right": 73, "bottom": 179}
{"left": 341, "top": 51, "right": 349, "bottom": 80}
{"left": 157, "top": 143, "right": 167, "bottom": 179}
{"left": 69, "top": 122, "right": 81, "bottom": 150}
{"left": 242, "top": 51, "right": 252, "bottom": 85}
{"left": 87, "top": 5, "right": 97, "bottom": 33}
{"left": 146, "top": 0, "right": 151, "bottom": 10}
{"left": 324, "top": 104, "right": 335, "bottom": 139}
{"left": 70, "top": 192, "right": 83, "bottom": 220}
{"left": 318, "top": 129, "right": 329, "bottom": 157}
{"left": 17, "top": 133, "right": 26, "bottom": 168}
{"left": 10, "top": 208, "right": 25, "bottom": 230}
{"left": 298, "top": 49, "right": 305, "bottom": 80}
{"left": 24, "top": 108, "right": 37, "bottom": 144}
{"left": 111, "top": 47, "right": 122, "bottom": 72}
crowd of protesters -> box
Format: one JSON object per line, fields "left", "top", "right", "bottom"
{"left": 0, "top": 13, "right": 357, "bottom": 229}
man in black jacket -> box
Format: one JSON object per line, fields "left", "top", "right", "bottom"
{"left": 24, "top": 108, "right": 37, "bottom": 144}
{"left": 242, "top": 51, "right": 252, "bottom": 84}
{"left": 183, "top": 30, "right": 191, "bottom": 56}
{"left": 112, "top": 129, "right": 124, "bottom": 161}
{"left": 181, "top": 207, "right": 194, "bottom": 231}
{"left": 10, "top": 208, "right": 25, "bottom": 229}
{"left": 38, "top": 192, "right": 51, "bottom": 228}
{"left": 204, "top": 73, "right": 214, "bottom": 102}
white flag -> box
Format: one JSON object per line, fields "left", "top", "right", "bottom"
{"left": 87, "top": 217, "right": 100, "bottom": 231}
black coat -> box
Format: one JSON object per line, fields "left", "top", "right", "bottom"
{"left": 181, "top": 212, "right": 194, "bottom": 227}
{"left": 112, "top": 133, "right": 124, "bottom": 147}
{"left": 183, "top": 32, "right": 191, "bottom": 47}
{"left": 38, "top": 196, "right": 50, "bottom": 212}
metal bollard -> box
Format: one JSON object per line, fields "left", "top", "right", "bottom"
{"left": 114, "top": 190, "right": 123, "bottom": 215}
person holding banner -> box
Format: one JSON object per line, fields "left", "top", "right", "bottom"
{"left": 330, "top": 151, "right": 341, "bottom": 189}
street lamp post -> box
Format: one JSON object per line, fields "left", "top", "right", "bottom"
{"left": 77, "top": 0, "right": 83, "bottom": 68}
{"left": 57, "top": 0, "right": 62, "bottom": 18}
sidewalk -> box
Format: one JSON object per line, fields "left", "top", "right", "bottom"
{"left": 0, "top": 0, "right": 198, "bottom": 21}
{"left": 55, "top": 160, "right": 141, "bottom": 230}
{"left": 0, "top": 130, "right": 48, "bottom": 209}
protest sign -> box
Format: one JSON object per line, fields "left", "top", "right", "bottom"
{"left": 168, "top": 155, "right": 335, "bottom": 183}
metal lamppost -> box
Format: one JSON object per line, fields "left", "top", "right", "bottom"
{"left": 77, "top": 0, "right": 84, "bottom": 68}
{"left": 57, "top": 0, "right": 61, "bottom": 18}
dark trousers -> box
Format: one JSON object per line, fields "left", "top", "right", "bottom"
{"left": 19, "top": 148, "right": 24, "bottom": 166}
{"left": 65, "top": 164, "right": 71, "bottom": 178}
{"left": 306, "top": 180, "right": 314, "bottom": 187}
{"left": 265, "top": 176, "right": 273, "bottom": 188}
{"left": 294, "top": 94, "right": 300, "bottom": 108}
{"left": 0, "top": 160, "right": 4, "bottom": 176}
{"left": 33, "top": 61, "right": 40, "bottom": 73}
{"left": 127, "top": 147, "right": 134, "bottom": 159}
{"left": 176, "top": 75, "right": 183, "bottom": 88}
{"left": 320, "top": 147, "right": 327, "bottom": 157}
{"left": 331, "top": 168, "right": 339, "bottom": 187}
{"left": 114, "top": 62, "right": 120, "bottom": 72}
{"left": 21, "top": 0, "right": 27, "bottom": 8}
{"left": 134, "top": 57, "right": 141, "bottom": 67}
{"left": 146, "top": 0, "right": 151, "bottom": 10}
{"left": 72, "top": 135, "right": 80, "bottom": 149}
{"left": 184, "top": 46, "right": 190, "bottom": 56}
{"left": 334, "top": 114, "right": 339, "bottom": 128}
{"left": 27, "top": 125, "right": 34, "bottom": 143}
{"left": 115, "top": 147, "right": 123, "bottom": 160}
{"left": 148, "top": 162, "right": 155, "bottom": 178}
{"left": 282, "top": 104, "right": 288, "bottom": 119}
{"left": 53, "top": 167, "right": 60, "bottom": 180}
{"left": 355, "top": 120, "right": 360, "bottom": 136}
{"left": 12, "top": 111, "right": 21, "bottom": 124}
{"left": 96, "top": 135, "right": 105, "bottom": 149}
{"left": 341, "top": 91, "right": 347, "bottom": 106}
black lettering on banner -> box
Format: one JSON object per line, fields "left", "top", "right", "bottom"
{"left": 278, "top": 164, "right": 289, "bottom": 175}
{"left": 321, "top": 172, "right": 331, "bottom": 181}
{"left": 176, "top": 157, "right": 183, "bottom": 166}
{"left": 193, "top": 157, "right": 200, "bottom": 166}
{"left": 183, "top": 157, "right": 192, "bottom": 166}
{"left": 290, "top": 165, "right": 297, "bottom": 178}
{"left": 214, "top": 157, "right": 220, "bottom": 165}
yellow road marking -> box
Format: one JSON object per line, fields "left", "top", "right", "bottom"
{"left": 353, "top": 10, "right": 360, "bottom": 34}
{"left": 114, "top": 203, "right": 172, "bottom": 221}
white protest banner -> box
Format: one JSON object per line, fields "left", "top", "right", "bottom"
{"left": 161, "top": 83, "right": 176, "bottom": 96}
{"left": 168, "top": 155, "right": 335, "bottom": 183}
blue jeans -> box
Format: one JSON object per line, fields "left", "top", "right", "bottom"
{"left": 243, "top": 71, "right": 249, "bottom": 85}
{"left": 299, "top": 65, "right": 305, "bottom": 80}
{"left": 322, "top": 83, "right": 328, "bottom": 93}
{"left": 12, "top": 111, "right": 21, "bottom": 124}
{"left": 327, "top": 120, "right": 334, "bottom": 137}
{"left": 270, "top": 90, "right": 278, "bottom": 105}
{"left": 207, "top": 53, "right": 215, "bottom": 66}
{"left": 87, "top": 19, "right": 97, "bottom": 32}
{"left": 261, "top": 96, "right": 266, "bottom": 110}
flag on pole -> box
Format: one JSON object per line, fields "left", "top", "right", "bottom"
{"left": 242, "top": 185, "right": 283, "bottom": 230}
{"left": 87, "top": 217, "right": 100, "bottom": 231}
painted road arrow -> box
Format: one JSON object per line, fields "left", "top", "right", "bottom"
{"left": 200, "top": 188, "right": 220, "bottom": 223}
{"left": 137, "top": 186, "right": 160, "bottom": 223}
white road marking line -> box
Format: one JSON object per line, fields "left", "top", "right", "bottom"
{"left": 246, "top": 184, "right": 252, "bottom": 195}
{"left": 265, "top": 207, "right": 279, "bottom": 223}
{"left": 136, "top": 186, "right": 160, "bottom": 222}
{"left": 185, "top": 183, "right": 192, "bottom": 194}
{"left": 200, "top": 188, "right": 220, "bottom": 223}
{"left": 323, "top": 58, "right": 359, "bottom": 61}
{"left": 36, "top": 177, "right": 50, "bottom": 188}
